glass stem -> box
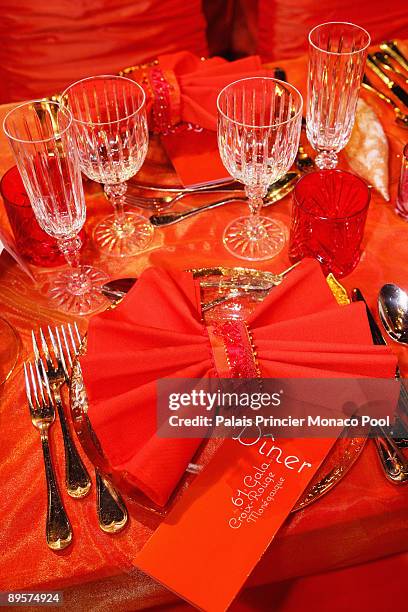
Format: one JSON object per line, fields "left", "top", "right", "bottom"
{"left": 315, "top": 150, "right": 338, "bottom": 170}
{"left": 57, "top": 236, "right": 90, "bottom": 293}
{"left": 245, "top": 185, "right": 266, "bottom": 229}
{"left": 104, "top": 183, "right": 127, "bottom": 230}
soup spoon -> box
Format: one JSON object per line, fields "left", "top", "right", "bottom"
{"left": 378, "top": 283, "right": 408, "bottom": 345}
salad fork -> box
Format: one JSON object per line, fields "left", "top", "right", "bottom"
{"left": 32, "top": 327, "right": 91, "bottom": 498}
{"left": 57, "top": 323, "right": 128, "bottom": 533}
{"left": 24, "top": 360, "right": 72, "bottom": 550}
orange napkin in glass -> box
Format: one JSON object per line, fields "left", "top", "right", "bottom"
{"left": 80, "top": 260, "right": 396, "bottom": 506}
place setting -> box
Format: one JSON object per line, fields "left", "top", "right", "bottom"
{"left": 1, "top": 15, "right": 408, "bottom": 612}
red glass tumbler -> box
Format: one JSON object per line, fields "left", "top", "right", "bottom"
{"left": 1, "top": 165, "right": 66, "bottom": 267}
{"left": 289, "top": 169, "right": 370, "bottom": 278}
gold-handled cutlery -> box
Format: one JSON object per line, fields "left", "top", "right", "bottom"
{"left": 125, "top": 169, "right": 302, "bottom": 215}
{"left": 128, "top": 177, "right": 237, "bottom": 194}
{"left": 371, "top": 52, "right": 408, "bottom": 85}
{"left": 367, "top": 55, "right": 408, "bottom": 107}
{"left": 362, "top": 75, "right": 408, "bottom": 128}
{"left": 380, "top": 41, "right": 408, "bottom": 74}
{"left": 32, "top": 328, "right": 91, "bottom": 498}
{"left": 63, "top": 323, "right": 128, "bottom": 533}
{"left": 32, "top": 324, "right": 128, "bottom": 533}
{"left": 24, "top": 361, "right": 73, "bottom": 550}
{"left": 148, "top": 171, "right": 300, "bottom": 227}
{"left": 199, "top": 262, "right": 302, "bottom": 311}
{"left": 124, "top": 188, "right": 245, "bottom": 211}
{"left": 295, "top": 142, "right": 315, "bottom": 173}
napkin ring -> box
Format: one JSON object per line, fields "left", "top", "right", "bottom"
{"left": 209, "top": 320, "right": 261, "bottom": 379}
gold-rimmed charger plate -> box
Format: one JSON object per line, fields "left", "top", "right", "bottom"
{"left": 69, "top": 267, "right": 367, "bottom": 515}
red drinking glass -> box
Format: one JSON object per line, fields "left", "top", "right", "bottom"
{"left": 289, "top": 169, "right": 370, "bottom": 278}
{"left": 1, "top": 165, "right": 66, "bottom": 267}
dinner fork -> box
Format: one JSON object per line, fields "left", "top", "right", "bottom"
{"left": 24, "top": 360, "right": 72, "bottom": 550}
{"left": 124, "top": 189, "right": 244, "bottom": 211}
{"left": 32, "top": 327, "right": 91, "bottom": 498}
{"left": 58, "top": 323, "right": 128, "bottom": 533}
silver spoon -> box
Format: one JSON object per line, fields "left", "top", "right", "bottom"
{"left": 378, "top": 283, "right": 408, "bottom": 345}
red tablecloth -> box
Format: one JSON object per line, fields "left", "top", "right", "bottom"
{"left": 0, "top": 44, "right": 407, "bottom": 610}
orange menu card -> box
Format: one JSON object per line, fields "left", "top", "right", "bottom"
{"left": 136, "top": 434, "right": 337, "bottom": 611}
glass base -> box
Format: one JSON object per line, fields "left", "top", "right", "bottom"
{"left": 223, "top": 215, "right": 288, "bottom": 261}
{"left": 94, "top": 212, "right": 154, "bottom": 257}
{"left": 48, "top": 265, "right": 110, "bottom": 315}
{"left": 0, "top": 317, "right": 19, "bottom": 385}
{"left": 315, "top": 151, "right": 338, "bottom": 169}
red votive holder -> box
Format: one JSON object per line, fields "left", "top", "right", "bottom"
{"left": 289, "top": 169, "right": 370, "bottom": 278}
{"left": 396, "top": 144, "right": 408, "bottom": 221}
{"left": 1, "top": 165, "right": 66, "bottom": 267}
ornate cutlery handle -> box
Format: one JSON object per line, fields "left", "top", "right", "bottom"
{"left": 362, "top": 78, "right": 397, "bottom": 109}
{"left": 54, "top": 390, "right": 91, "bottom": 498}
{"left": 41, "top": 433, "right": 73, "bottom": 550}
{"left": 96, "top": 470, "right": 128, "bottom": 533}
{"left": 374, "top": 432, "right": 408, "bottom": 483}
{"left": 150, "top": 196, "right": 246, "bottom": 227}
{"left": 380, "top": 42, "right": 408, "bottom": 73}
{"left": 367, "top": 56, "right": 393, "bottom": 87}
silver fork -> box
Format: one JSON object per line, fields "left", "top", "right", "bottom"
{"left": 58, "top": 323, "right": 128, "bottom": 533}
{"left": 32, "top": 327, "right": 91, "bottom": 498}
{"left": 24, "top": 360, "right": 72, "bottom": 550}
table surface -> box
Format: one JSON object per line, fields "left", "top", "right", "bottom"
{"left": 0, "top": 45, "right": 408, "bottom": 611}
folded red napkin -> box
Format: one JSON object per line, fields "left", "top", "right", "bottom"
{"left": 126, "top": 51, "right": 268, "bottom": 186}
{"left": 129, "top": 51, "right": 264, "bottom": 132}
{"left": 80, "top": 260, "right": 396, "bottom": 506}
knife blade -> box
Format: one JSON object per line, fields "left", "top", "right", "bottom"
{"left": 367, "top": 56, "right": 408, "bottom": 107}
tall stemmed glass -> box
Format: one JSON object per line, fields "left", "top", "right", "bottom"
{"left": 3, "top": 100, "right": 108, "bottom": 314}
{"left": 62, "top": 75, "right": 152, "bottom": 257}
{"left": 307, "top": 22, "right": 370, "bottom": 169}
{"left": 217, "top": 77, "right": 303, "bottom": 260}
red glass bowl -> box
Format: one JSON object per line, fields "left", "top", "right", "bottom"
{"left": 289, "top": 169, "right": 370, "bottom": 278}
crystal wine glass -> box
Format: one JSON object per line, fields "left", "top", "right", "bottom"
{"left": 306, "top": 22, "right": 370, "bottom": 169}
{"left": 3, "top": 100, "right": 108, "bottom": 314}
{"left": 217, "top": 77, "right": 303, "bottom": 261}
{"left": 61, "top": 75, "right": 152, "bottom": 257}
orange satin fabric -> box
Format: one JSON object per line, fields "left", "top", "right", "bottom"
{"left": 0, "top": 0, "right": 208, "bottom": 104}
{"left": 258, "top": 0, "right": 408, "bottom": 61}
{"left": 0, "top": 42, "right": 408, "bottom": 610}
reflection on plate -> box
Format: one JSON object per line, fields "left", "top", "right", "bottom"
{"left": 69, "top": 266, "right": 367, "bottom": 515}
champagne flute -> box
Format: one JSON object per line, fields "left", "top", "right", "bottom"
{"left": 217, "top": 77, "right": 302, "bottom": 261}
{"left": 307, "top": 22, "right": 370, "bottom": 169}
{"left": 61, "top": 75, "right": 153, "bottom": 257}
{"left": 3, "top": 100, "right": 108, "bottom": 314}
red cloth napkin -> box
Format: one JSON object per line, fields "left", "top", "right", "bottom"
{"left": 137, "top": 51, "right": 266, "bottom": 132}
{"left": 80, "top": 260, "right": 396, "bottom": 506}
{"left": 127, "top": 51, "right": 269, "bottom": 186}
